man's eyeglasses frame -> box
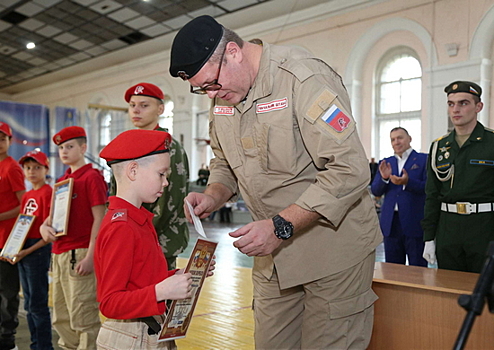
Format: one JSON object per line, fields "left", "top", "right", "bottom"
{"left": 190, "top": 46, "right": 226, "bottom": 95}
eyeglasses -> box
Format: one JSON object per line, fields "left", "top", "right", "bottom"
{"left": 190, "top": 47, "right": 226, "bottom": 95}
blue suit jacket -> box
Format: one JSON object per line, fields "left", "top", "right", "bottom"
{"left": 371, "top": 150, "right": 428, "bottom": 238}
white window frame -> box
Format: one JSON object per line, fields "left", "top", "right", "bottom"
{"left": 374, "top": 47, "right": 422, "bottom": 160}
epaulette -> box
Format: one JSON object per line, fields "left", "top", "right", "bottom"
{"left": 110, "top": 209, "right": 127, "bottom": 222}
{"left": 484, "top": 126, "right": 494, "bottom": 133}
{"left": 434, "top": 132, "right": 451, "bottom": 142}
{"left": 278, "top": 57, "right": 314, "bottom": 83}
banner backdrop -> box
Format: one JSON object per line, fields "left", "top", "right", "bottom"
{"left": 0, "top": 101, "right": 49, "bottom": 162}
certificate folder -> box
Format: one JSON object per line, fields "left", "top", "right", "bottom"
{"left": 158, "top": 238, "right": 217, "bottom": 342}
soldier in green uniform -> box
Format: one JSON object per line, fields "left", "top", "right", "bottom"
{"left": 111, "top": 83, "right": 190, "bottom": 269}
{"left": 422, "top": 81, "right": 494, "bottom": 273}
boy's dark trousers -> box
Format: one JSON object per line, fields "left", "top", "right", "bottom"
{"left": 0, "top": 259, "right": 19, "bottom": 350}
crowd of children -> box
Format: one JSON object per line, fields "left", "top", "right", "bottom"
{"left": 0, "top": 121, "right": 214, "bottom": 350}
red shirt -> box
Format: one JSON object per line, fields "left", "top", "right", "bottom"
{"left": 0, "top": 156, "right": 25, "bottom": 247}
{"left": 53, "top": 163, "right": 107, "bottom": 254}
{"left": 95, "top": 196, "right": 175, "bottom": 319}
{"left": 21, "top": 184, "right": 52, "bottom": 239}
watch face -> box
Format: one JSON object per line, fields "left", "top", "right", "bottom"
{"left": 273, "top": 215, "right": 293, "bottom": 240}
{"left": 275, "top": 223, "right": 293, "bottom": 239}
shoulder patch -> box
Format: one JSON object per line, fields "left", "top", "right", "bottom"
{"left": 111, "top": 209, "right": 127, "bottom": 222}
{"left": 304, "top": 87, "right": 355, "bottom": 144}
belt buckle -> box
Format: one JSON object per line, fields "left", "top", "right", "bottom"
{"left": 456, "top": 202, "right": 470, "bottom": 215}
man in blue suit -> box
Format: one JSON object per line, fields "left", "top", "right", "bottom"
{"left": 371, "top": 127, "right": 428, "bottom": 266}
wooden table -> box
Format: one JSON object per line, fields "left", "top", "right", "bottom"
{"left": 368, "top": 262, "right": 494, "bottom": 350}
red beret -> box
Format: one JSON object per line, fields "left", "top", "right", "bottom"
{"left": 124, "top": 83, "right": 164, "bottom": 103}
{"left": 53, "top": 126, "right": 86, "bottom": 145}
{"left": 0, "top": 121, "right": 12, "bottom": 137}
{"left": 100, "top": 129, "right": 172, "bottom": 165}
{"left": 19, "top": 150, "right": 50, "bottom": 168}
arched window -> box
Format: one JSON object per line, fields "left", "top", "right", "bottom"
{"left": 375, "top": 48, "right": 422, "bottom": 159}
{"left": 159, "top": 96, "right": 174, "bottom": 135}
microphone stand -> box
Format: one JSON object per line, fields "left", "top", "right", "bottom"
{"left": 453, "top": 241, "right": 494, "bottom": 350}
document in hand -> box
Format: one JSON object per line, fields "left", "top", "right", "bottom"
{"left": 158, "top": 238, "right": 217, "bottom": 342}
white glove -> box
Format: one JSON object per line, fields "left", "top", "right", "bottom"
{"left": 423, "top": 241, "right": 436, "bottom": 265}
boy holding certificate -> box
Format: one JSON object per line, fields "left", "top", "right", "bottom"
{"left": 95, "top": 129, "right": 214, "bottom": 350}
{"left": 40, "top": 126, "right": 107, "bottom": 350}
{"left": 0, "top": 122, "right": 25, "bottom": 350}
{"left": 14, "top": 150, "right": 53, "bottom": 350}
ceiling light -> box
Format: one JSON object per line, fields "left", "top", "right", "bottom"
{"left": 26, "top": 42, "right": 35, "bottom": 49}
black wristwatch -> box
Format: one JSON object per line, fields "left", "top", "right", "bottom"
{"left": 272, "top": 214, "right": 294, "bottom": 240}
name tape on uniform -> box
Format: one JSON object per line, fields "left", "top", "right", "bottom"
{"left": 256, "top": 98, "right": 288, "bottom": 114}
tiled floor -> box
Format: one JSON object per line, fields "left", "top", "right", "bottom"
{"left": 15, "top": 221, "right": 385, "bottom": 349}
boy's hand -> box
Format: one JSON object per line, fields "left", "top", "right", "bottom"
{"left": 75, "top": 256, "right": 94, "bottom": 276}
{"left": 206, "top": 256, "right": 216, "bottom": 277}
{"left": 155, "top": 272, "right": 193, "bottom": 302}
{"left": 40, "top": 217, "right": 58, "bottom": 243}
{"left": 8, "top": 250, "right": 28, "bottom": 265}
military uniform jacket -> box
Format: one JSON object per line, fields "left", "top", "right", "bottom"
{"left": 208, "top": 43, "right": 382, "bottom": 289}
{"left": 422, "top": 122, "right": 494, "bottom": 241}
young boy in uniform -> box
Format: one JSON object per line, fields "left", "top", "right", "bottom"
{"left": 0, "top": 121, "right": 25, "bottom": 350}
{"left": 14, "top": 150, "right": 53, "bottom": 350}
{"left": 40, "top": 126, "right": 107, "bottom": 350}
{"left": 95, "top": 129, "right": 214, "bottom": 350}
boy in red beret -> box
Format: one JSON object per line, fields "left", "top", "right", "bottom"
{"left": 12, "top": 150, "right": 53, "bottom": 350}
{"left": 0, "top": 121, "right": 25, "bottom": 350}
{"left": 120, "top": 82, "right": 190, "bottom": 272}
{"left": 95, "top": 129, "right": 214, "bottom": 350}
{"left": 40, "top": 126, "right": 107, "bottom": 350}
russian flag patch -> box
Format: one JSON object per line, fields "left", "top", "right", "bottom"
{"left": 321, "top": 104, "right": 351, "bottom": 132}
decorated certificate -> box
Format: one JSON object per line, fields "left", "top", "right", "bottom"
{"left": 50, "top": 178, "right": 74, "bottom": 236}
{"left": 158, "top": 238, "right": 218, "bottom": 342}
{"left": 0, "top": 214, "right": 35, "bottom": 261}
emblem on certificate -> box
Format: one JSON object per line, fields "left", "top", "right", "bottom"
{"left": 50, "top": 178, "right": 74, "bottom": 236}
{"left": 0, "top": 214, "right": 35, "bottom": 262}
{"left": 158, "top": 238, "right": 217, "bottom": 342}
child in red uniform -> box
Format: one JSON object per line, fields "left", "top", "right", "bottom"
{"left": 40, "top": 126, "right": 107, "bottom": 350}
{"left": 14, "top": 150, "right": 53, "bottom": 350}
{"left": 95, "top": 129, "right": 214, "bottom": 350}
{"left": 0, "top": 121, "right": 25, "bottom": 350}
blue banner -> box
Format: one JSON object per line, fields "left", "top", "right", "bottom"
{"left": 0, "top": 101, "right": 49, "bottom": 162}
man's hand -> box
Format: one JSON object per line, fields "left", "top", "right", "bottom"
{"left": 184, "top": 192, "right": 217, "bottom": 221}
{"left": 378, "top": 160, "right": 392, "bottom": 180}
{"left": 155, "top": 271, "right": 193, "bottom": 301}
{"left": 75, "top": 255, "right": 94, "bottom": 276}
{"left": 423, "top": 240, "right": 436, "bottom": 265}
{"left": 229, "top": 219, "right": 282, "bottom": 256}
{"left": 390, "top": 168, "right": 409, "bottom": 185}
{"left": 40, "top": 216, "right": 58, "bottom": 243}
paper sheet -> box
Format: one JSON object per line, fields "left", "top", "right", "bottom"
{"left": 185, "top": 200, "right": 207, "bottom": 238}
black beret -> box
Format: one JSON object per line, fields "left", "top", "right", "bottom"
{"left": 169, "top": 15, "right": 223, "bottom": 80}
{"left": 444, "top": 81, "right": 482, "bottom": 99}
